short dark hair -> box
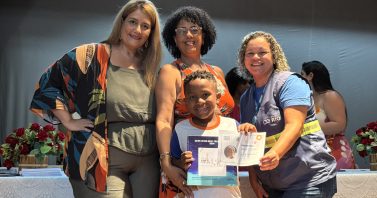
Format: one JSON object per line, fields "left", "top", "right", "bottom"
{"left": 301, "top": 60, "right": 334, "bottom": 93}
{"left": 162, "top": 6, "right": 216, "bottom": 59}
{"left": 225, "top": 67, "right": 251, "bottom": 96}
{"left": 183, "top": 70, "right": 217, "bottom": 95}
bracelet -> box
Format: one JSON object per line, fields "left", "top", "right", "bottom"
{"left": 159, "top": 152, "right": 171, "bottom": 160}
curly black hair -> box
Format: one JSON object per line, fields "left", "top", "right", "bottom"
{"left": 183, "top": 70, "right": 217, "bottom": 95}
{"left": 162, "top": 6, "right": 216, "bottom": 59}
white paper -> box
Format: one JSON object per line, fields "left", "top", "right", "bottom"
{"left": 237, "top": 132, "right": 266, "bottom": 166}
{"left": 218, "top": 131, "right": 266, "bottom": 166}
{"left": 198, "top": 147, "right": 226, "bottom": 176}
{"left": 219, "top": 131, "right": 240, "bottom": 165}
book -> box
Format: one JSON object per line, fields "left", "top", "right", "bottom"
{"left": 0, "top": 167, "right": 20, "bottom": 177}
{"left": 21, "top": 168, "right": 63, "bottom": 177}
{"left": 187, "top": 136, "right": 238, "bottom": 186}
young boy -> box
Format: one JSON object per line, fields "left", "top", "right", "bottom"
{"left": 170, "top": 70, "right": 255, "bottom": 198}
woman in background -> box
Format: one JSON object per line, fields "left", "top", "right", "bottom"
{"left": 301, "top": 60, "right": 356, "bottom": 170}
{"left": 225, "top": 67, "right": 251, "bottom": 122}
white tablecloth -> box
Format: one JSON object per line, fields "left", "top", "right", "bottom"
{"left": 240, "top": 170, "right": 377, "bottom": 198}
{"left": 334, "top": 169, "right": 377, "bottom": 198}
{"left": 0, "top": 171, "right": 74, "bottom": 198}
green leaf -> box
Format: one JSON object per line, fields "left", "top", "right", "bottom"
{"left": 40, "top": 145, "right": 51, "bottom": 154}
{"left": 30, "top": 149, "right": 40, "bottom": 155}
{"left": 1, "top": 143, "right": 10, "bottom": 149}
{"left": 356, "top": 144, "right": 365, "bottom": 151}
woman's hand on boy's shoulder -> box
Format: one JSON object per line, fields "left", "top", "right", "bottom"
{"left": 238, "top": 123, "right": 257, "bottom": 134}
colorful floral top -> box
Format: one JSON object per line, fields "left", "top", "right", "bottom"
{"left": 173, "top": 59, "right": 234, "bottom": 120}
{"left": 30, "top": 43, "right": 109, "bottom": 192}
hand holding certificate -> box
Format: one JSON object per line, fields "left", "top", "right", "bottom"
{"left": 186, "top": 131, "right": 266, "bottom": 186}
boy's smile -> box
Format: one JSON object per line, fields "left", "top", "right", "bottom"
{"left": 185, "top": 78, "right": 218, "bottom": 126}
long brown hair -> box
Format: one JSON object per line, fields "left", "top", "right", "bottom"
{"left": 105, "top": 0, "right": 162, "bottom": 88}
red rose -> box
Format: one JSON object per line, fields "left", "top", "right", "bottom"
{"left": 356, "top": 128, "right": 364, "bottom": 136}
{"left": 5, "top": 136, "right": 18, "bottom": 146}
{"left": 15, "top": 128, "right": 25, "bottom": 137}
{"left": 37, "top": 130, "right": 49, "bottom": 141}
{"left": 367, "top": 121, "right": 377, "bottom": 129}
{"left": 57, "top": 131, "right": 65, "bottom": 141}
{"left": 359, "top": 150, "right": 368, "bottom": 158}
{"left": 360, "top": 138, "right": 372, "bottom": 145}
{"left": 43, "top": 124, "right": 55, "bottom": 132}
{"left": 20, "top": 144, "right": 30, "bottom": 155}
{"left": 3, "top": 159, "right": 14, "bottom": 169}
{"left": 30, "top": 123, "right": 41, "bottom": 131}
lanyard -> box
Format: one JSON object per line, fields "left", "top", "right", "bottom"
{"left": 251, "top": 73, "right": 273, "bottom": 125}
{"left": 252, "top": 85, "right": 266, "bottom": 125}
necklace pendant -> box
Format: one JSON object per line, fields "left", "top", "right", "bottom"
{"left": 252, "top": 116, "right": 257, "bottom": 125}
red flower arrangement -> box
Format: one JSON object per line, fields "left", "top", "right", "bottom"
{"left": 0, "top": 123, "right": 65, "bottom": 169}
{"left": 351, "top": 121, "right": 377, "bottom": 157}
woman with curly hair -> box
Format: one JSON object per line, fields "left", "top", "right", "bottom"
{"left": 155, "top": 6, "right": 234, "bottom": 197}
{"left": 238, "top": 31, "right": 337, "bottom": 198}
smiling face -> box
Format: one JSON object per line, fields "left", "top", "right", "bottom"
{"left": 174, "top": 19, "right": 203, "bottom": 57}
{"left": 120, "top": 9, "right": 152, "bottom": 51}
{"left": 244, "top": 37, "right": 274, "bottom": 84}
{"left": 185, "top": 78, "right": 217, "bottom": 124}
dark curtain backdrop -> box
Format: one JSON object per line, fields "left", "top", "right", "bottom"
{"left": 1, "top": 0, "right": 377, "bottom": 167}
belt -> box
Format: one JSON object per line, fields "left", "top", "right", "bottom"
{"left": 265, "top": 120, "right": 321, "bottom": 148}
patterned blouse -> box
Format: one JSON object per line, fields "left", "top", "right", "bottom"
{"left": 173, "top": 59, "right": 234, "bottom": 120}
{"left": 30, "top": 43, "right": 109, "bottom": 192}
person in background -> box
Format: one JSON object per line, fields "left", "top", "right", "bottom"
{"left": 170, "top": 70, "right": 256, "bottom": 198}
{"left": 225, "top": 67, "right": 251, "bottom": 122}
{"left": 301, "top": 60, "right": 356, "bottom": 170}
{"left": 30, "top": 0, "right": 162, "bottom": 197}
{"left": 155, "top": 6, "right": 234, "bottom": 197}
{"left": 238, "top": 31, "right": 337, "bottom": 198}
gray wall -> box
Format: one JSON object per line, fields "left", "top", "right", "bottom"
{"left": 1, "top": 0, "right": 377, "bottom": 168}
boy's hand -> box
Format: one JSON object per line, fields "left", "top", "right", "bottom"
{"left": 238, "top": 123, "right": 257, "bottom": 134}
{"left": 179, "top": 151, "right": 194, "bottom": 171}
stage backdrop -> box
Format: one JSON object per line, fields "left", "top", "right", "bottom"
{"left": 1, "top": 0, "right": 376, "bottom": 168}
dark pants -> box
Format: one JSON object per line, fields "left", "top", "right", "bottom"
{"left": 263, "top": 176, "right": 337, "bottom": 198}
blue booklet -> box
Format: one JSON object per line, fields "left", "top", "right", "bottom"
{"left": 187, "top": 136, "right": 237, "bottom": 186}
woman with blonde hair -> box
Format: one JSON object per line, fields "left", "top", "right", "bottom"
{"left": 30, "top": 0, "right": 162, "bottom": 197}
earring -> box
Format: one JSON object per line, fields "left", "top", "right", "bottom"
{"left": 144, "top": 40, "right": 149, "bottom": 48}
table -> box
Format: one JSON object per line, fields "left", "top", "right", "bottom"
{"left": 239, "top": 170, "right": 377, "bottom": 198}
{"left": 0, "top": 169, "right": 74, "bottom": 198}
{"left": 334, "top": 169, "right": 377, "bottom": 198}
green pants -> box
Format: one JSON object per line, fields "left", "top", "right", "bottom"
{"left": 70, "top": 146, "right": 160, "bottom": 198}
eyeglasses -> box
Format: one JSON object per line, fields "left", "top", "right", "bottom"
{"left": 175, "top": 26, "right": 202, "bottom": 36}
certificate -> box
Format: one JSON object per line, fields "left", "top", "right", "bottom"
{"left": 218, "top": 131, "right": 266, "bottom": 166}
{"left": 186, "top": 136, "right": 237, "bottom": 186}
{"left": 237, "top": 132, "right": 266, "bottom": 166}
